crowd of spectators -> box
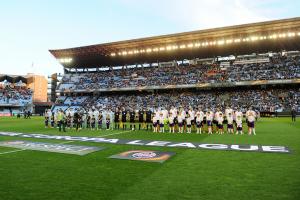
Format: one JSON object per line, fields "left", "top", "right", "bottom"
{"left": 55, "top": 53, "right": 300, "bottom": 113}
{"left": 57, "top": 88, "right": 300, "bottom": 113}
{"left": 58, "top": 54, "right": 300, "bottom": 91}
{"left": 0, "top": 85, "right": 33, "bottom": 106}
{"left": 227, "top": 56, "right": 300, "bottom": 81}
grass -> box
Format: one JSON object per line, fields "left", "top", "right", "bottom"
{"left": 0, "top": 116, "right": 299, "bottom": 200}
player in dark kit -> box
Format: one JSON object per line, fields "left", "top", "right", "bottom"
{"left": 114, "top": 110, "right": 120, "bottom": 129}
{"left": 44, "top": 115, "right": 49, "bottom": 128}
{"left": 91, "top": 116, "right": 96, "bottom": 130}
{"left": 86, "top": 116, "right": 91, "bottom": 129}
{"left": 106, "top": 114, "right": 110, "bottom": 130}
{"left": 51, "top": 114, "right": 55, "bottom": 128}
{"left": 130, "top": 110, "right": 135, "bottom": 130}
{"left": 66, "top": 114, "right": 71, "bottom": 129}
{"left": 146, "top": 109, "right": 152, "bottom": 130}
{"left": 74, "top": 112, "right": 80, "bottom": 131}
{"left": 134, "top": 111, "right": 139, "bottom": 130}
{"left": 138, "top": 110, "right": 144, "bottom": 130}
{"left": 98, "top": 113, "right": 103, "bottom": 130}
{"left": 121, "top": 109, "right": 127, "bottom": 130}
{"left": 291, "top": 108, "right": 297, "bottom": 122}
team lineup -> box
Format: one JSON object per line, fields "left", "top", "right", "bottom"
{"left": 44, "top": 106, "right": 257, "bottom": 135}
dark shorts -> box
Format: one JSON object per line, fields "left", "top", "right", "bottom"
{"left": 187, "top": 124, "right": 191, "bottom": 128}
{"left": 153, "top": 123, "right": 157, "bottom": 127}
{"left": 178, "top": 122, "right": 183, "bottom": 127}
{"left": 169, "top": 123, "right": 174, "bottom": 127}
{"left": 227, "top": 124, "right": 233, "bottom": 129}
{"left": 237, "top": 126, "right": 243, "bottom": 131}
{"left": 248, "top": 121, "right": 255, "bottom": 128}
{"left": 160, "top": 123, "right": 164, "bottom": 128}
{"left": 207, "top": 121, "right": 212, "bottom": 126}
{"left": 196, "top": 121, "right": 202, "bottom": 128}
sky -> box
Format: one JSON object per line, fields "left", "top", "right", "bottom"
{"left": 0, "top": 0, "right": 299, "bottom": 77}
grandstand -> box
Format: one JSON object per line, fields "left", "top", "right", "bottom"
{"left": 50, "top": 18, "right": 300, "bottom": 115}
{"left": 0, "top": 75, "right": 33, "bottom": 116}
{"left": 0, "top": 74, "right": 49, "bottom": 116}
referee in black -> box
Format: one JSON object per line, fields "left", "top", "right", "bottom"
{"left": 291, "top": 107, "right": 297, "bottom": 122}
{"left": 114, "top": 109, "right": 120, "bottom": 129}
{"left": 138, "top": 110, "right": 144, "bottom": 130}
{"left": 129, "top": 109, "right": 135, "bottom": 130}
{"left": 146, "top": 109, "right": 152, "bottom": 130}
{"left": 121, "top": 109, "right": 127, "bottom": 130}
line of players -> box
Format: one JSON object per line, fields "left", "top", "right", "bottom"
{"left": 44, "top": 106, "right": 257, "bottom": 135}
{"left": 149, "top": 106, "right": 257, "bottom": 135}
{"left": 44, "top": 109, "right": 114, "bottom": 131}
{"left": 113, "top": 106, "right": 257, "bottom": 135}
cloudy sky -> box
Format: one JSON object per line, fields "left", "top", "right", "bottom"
{"left": 0, "top": 0, "right": 299, "bottom": 77}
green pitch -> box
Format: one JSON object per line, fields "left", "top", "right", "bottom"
{"left": 0, "top": 117, "right": 299, "bottom": 200}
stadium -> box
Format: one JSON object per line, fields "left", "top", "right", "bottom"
{"left": 0, "top": 5, "right": 300, "bottom": 200}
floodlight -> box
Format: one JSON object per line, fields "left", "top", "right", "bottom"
{"left": 172, "top": 45, "right": 178, "bottom": 49}
{"left": 217, "top": 40, "right": 225, "bottom": 45}
{"left": 166, "top": 46, "right": 172, "bottom": 50}
{"left": 250, "top": 36, "right": 258, "bottom": 41}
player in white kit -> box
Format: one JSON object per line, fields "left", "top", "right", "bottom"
{"left": 217, "top": 113, "right": 224, "bottom": 134}
{"left": 195, "top": 109, "right": 204, "bottom": 134}
{"left": 206, "top": 110, "right": 214, "bottom": 134}
{"left": 235, "top": 109, "right": 243, "bottom": 135}
{"left": 152, "top": 114, "right": 158, "bottom": 133}
{"left": 177, "top": 111, "right": 184, "bottom": 133}
{"left": 214, "top": 108, "right": 222, "bottom": 133}
{"left": 246, "top": 108, "right": 256, "bottom": 135}
{"left": 168, "top": 112, "right": 175, "bottom": 133}
{"left": 186, "top": 114, "right": 192, "bottom": 133}
{"left": 226, "top": 112, "right": 234, "bottom": 134}
{"left": 188, "top": 107, "right": 195, "bottom": 129}
{"left": 159, "top": 112, "right": 165, "bottom": 133}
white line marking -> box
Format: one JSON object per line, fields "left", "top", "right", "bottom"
{"left": 0, "top": 140, "right": 75, "bottom": 155}
{"left": 0, "top": 130, "right": 130, "bottom": 155}
{"left": 100, "top": 130, "right": 132, "bottom": 137}
{"left": 0, "top": 149, "right": 26, "bottom": 155}
{"left": 59, "top": 141, "right": 74, "bottom": 144}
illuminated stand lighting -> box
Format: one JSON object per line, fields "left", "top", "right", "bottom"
{"left": 59, "top": 58, "right": 73, "bottom": 63}
{"left": 112, "top": 31, "right": 300, "bottom": 57}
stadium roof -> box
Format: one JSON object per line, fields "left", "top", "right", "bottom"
{"left": 50, "top": 17, "right": 300, "bottom": 68}
{"left": 0, "top": 74, "right": 32, "bottom": 84}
